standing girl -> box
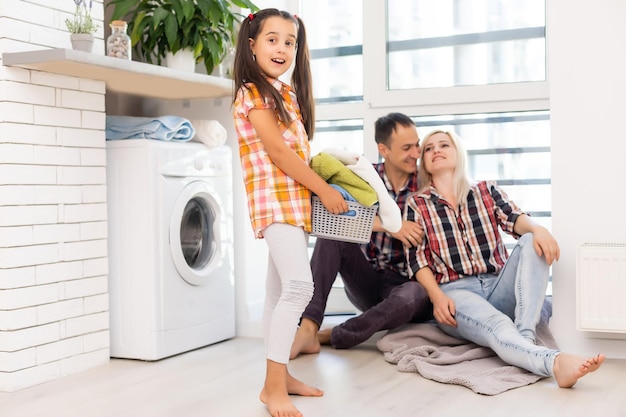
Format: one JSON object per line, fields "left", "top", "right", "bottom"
{"left": 232, "top": 9, "right": 347, "bottom": 417}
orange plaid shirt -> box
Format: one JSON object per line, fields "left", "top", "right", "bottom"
{"left": 233, "top": 80, "right": 312, "bottom": 238}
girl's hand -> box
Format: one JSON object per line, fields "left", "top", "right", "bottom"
{"left": 431, "top": 292, "right": 457, "bottom": 327}
{"left": 318, "top": 186, "right": 349, "bottom": 215}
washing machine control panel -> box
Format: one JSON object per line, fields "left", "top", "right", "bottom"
{"left": 161, "top": 145, "right": 231, "bottom": 178}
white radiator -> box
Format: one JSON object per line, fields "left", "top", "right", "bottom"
{"left": 576, "top": 243, "right": 626, "bottom": 333}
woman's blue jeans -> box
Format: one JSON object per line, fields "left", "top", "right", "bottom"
{"left": 437, "top": 233, "right": 559, "bottom": 377}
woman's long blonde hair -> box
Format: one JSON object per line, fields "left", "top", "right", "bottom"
{"left": 418, "top": 129, "right": 472, "bottom": 205}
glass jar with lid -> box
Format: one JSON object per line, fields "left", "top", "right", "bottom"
{"left": 107, "top": 20, "right": 131, "bottom": 60}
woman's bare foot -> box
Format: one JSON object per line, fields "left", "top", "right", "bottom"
{"left": 290, "top": 318, "right": 321, "bottom": 359}
{"left": 553, "top": 353, "right": 605, "bottom": 388}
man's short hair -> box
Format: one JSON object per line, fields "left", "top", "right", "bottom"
{"left": 374, "top": 113, "right": 416, "bottom": 146}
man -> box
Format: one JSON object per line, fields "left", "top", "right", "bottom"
{"left": 291, "top": 112, "right": 432, "bottom": 358}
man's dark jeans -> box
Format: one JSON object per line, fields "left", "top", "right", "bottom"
{"left": 303, "top": 238, "right": 432, "bottom": 348}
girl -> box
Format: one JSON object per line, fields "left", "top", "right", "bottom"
{"left": 405, "top": 129, "right": 604, "bottom": 389}
{"left": 232, "top": 9, "right": 347, "bottom": 417}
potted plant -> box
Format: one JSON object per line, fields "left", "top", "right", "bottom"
{"left": 107, "top": 0, "right": 258, "bottom": 74}
{"left": 65, "top": 0, "right": 99, "bottom": 52}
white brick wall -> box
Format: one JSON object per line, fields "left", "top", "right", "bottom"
{"left": 0, "top": 1, "right": 109, "bottom": 392}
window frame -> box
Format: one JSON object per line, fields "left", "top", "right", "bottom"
{"left": 315, "top": 1, "right": 549, "bottom": 161}
{"left": 248, "top": 0, "right": 552, "bottom": 308}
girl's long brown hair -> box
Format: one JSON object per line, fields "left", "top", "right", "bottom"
{"left": 232, "top": 8, "right": 315, "bottom": 139}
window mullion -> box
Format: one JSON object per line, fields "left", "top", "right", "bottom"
{"left": 362, "top": 0, "right": 388, "bottom": 160}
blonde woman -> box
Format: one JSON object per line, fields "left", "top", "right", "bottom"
{"left": 405, "top": 129, "right": 604, "bottom": 388}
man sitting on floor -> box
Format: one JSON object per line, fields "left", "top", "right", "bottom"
{"left": 291, "top": 112, "right": 432, "bottom": 358}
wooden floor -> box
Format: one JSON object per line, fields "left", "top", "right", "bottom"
{"left": 1, "top": 333, "right": 624, "bottom": 417}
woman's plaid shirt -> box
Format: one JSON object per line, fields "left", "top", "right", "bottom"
{"left": 405, "top": 181, "right": 523, "bottom": 284}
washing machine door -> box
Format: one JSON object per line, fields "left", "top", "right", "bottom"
{"left": 169, "top": 180, "right": 224, "bottom": 286}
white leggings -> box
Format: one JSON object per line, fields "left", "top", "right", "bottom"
{"left": 262, "top": 222, "right": 314, "bottom": 364}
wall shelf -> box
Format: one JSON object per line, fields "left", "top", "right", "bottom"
{"left": 2, "top": 48, "right": 234, "bottom": 100}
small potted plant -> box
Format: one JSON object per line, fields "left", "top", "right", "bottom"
{"left": 107, "top": 0, "right": 258, "bottom": 74}
{"left": 65, "top": 0, "right": 99, "bottom": 52}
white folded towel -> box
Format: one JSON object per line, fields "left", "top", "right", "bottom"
{"left": 323, "top": 148, "right": 402, "bottom": 233}
{"left": 190, "top": 119, "right": 227, "bottom": 148}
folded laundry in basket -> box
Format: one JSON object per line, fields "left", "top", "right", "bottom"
{"left": 310, "top": 152, "right": 378, "bottom": 207}
{"left": 105, "top": 115, "right": 196, "bottom": 141}
{"left": 322, "top": 148, "right": 402, "bottom": 233}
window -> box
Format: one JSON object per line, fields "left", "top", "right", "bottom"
{"left": 248, "top": 0, "right": 550, "bottom": 302}
{"left": 386, "top": 0, "right": 546, "bottom": 89}
{"left": 301, "top": 1, "right": 363, "bottom": 103}
{"left": 310, "top": 119, "right": 364, "bottom": 156}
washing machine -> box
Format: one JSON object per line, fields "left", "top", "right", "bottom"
{"left": 106, "top": 139, "right": 235, "bottom": 360}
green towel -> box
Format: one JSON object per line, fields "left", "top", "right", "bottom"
{"left": 310, "top": 152, "right": 378, "bottom": 207}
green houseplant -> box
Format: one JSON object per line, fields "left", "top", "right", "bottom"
{"left": 108, "top": 0, "right": 258, "bottom": 74}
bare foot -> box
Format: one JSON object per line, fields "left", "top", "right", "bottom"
{"left": 259, "top": 367, "right": 323, "bottom": 417}
{"left": 290, "top": 318, "right": 321, "bottom": 360}
{"left": 259, "top": 386, "right": 302, "bottom": 417}
{"left": 553, "top": 353, "right": 605, "bottom": 388}
{"left": 317, "top": 328, "right": 332, "bottom": 345}
{"left": 287, "top": 373, "right": 324, "bottom": 397}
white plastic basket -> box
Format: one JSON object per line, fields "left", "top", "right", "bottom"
{"left": 311, "top": 196, "right": 378, "bottom": 244}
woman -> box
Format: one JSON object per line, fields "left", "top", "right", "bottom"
{"left": 405, "top": 129, "right": 604, "bottom": 388}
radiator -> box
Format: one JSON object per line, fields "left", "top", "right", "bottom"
{"left": 576, "top": 243, "right": 626, "bottom": 333}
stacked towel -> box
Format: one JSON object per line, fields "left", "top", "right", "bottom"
{"left": 190, "top": 119, "right": 227, "bottom": 148}
{"left": 105, "top": 115, "right": 195, "bottom": 141}
{"left": 323, "top": 148, "right": 402, "bottom": 233}
{"left": 310, "top": 152, "right": 378, "bottom": 207}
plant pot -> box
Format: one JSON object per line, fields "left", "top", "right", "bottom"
{"left": 70, "top": 33, "right": 94, "bottom": 52}
{"left": 165, "top": 49, "right": 196, "bottom": 72}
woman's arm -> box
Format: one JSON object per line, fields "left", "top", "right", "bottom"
{"left": 415, "top": 267, "right": 457, "bottom": 327}
{"left": 249, "top": 108, "right": 348, "bottom": 214}
{"left": 513, "top": 214, "right": 560, "bottom": 266}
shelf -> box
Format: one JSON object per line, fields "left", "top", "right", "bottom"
{"left": 2, "top": 48, "right": 234, "bottom": 100}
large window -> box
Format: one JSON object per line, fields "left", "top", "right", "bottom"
{"left": 301, "top": 1, "right": 363, "bottom": 103}
{"left": 248, "top": 1, "right": 550, "bottom": 304}
{"left": 386, "top": 0, "right": 546, "bottom": 89}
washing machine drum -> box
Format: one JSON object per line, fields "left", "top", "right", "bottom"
{"left": 170, "top": 181, "right": 224, "bottom": 286}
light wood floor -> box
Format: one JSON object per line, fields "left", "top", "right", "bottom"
{"left": 1, "top": 332, "right": 624, "bottom": 417}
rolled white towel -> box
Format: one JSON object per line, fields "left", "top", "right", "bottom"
{"left": 190, "top": 119, "right": 227, "bottom": 148}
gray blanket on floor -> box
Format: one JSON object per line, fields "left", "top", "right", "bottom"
{"left": 376, "top": 299, "right": 558, "bottom": 395}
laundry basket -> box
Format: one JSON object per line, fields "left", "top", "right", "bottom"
{"left": 311, "top": 196, "right": 378, "bottom": 244}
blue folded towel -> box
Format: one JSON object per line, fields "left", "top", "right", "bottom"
{"left": 329, "top": 184, "right": 357, "bottom": 216}
{"left": 105, "top": 115, "right": 196, "bottom": 141}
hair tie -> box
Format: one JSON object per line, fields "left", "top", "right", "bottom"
{"left": 293, "top": 14, "right": 298, "bottom": 19}
{"left": 248, "top": 13, "right": 255, "bottom": 21}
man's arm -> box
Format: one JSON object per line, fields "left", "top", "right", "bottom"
{"left": 371, "top": 216, "right": 424, "bottom": 247}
